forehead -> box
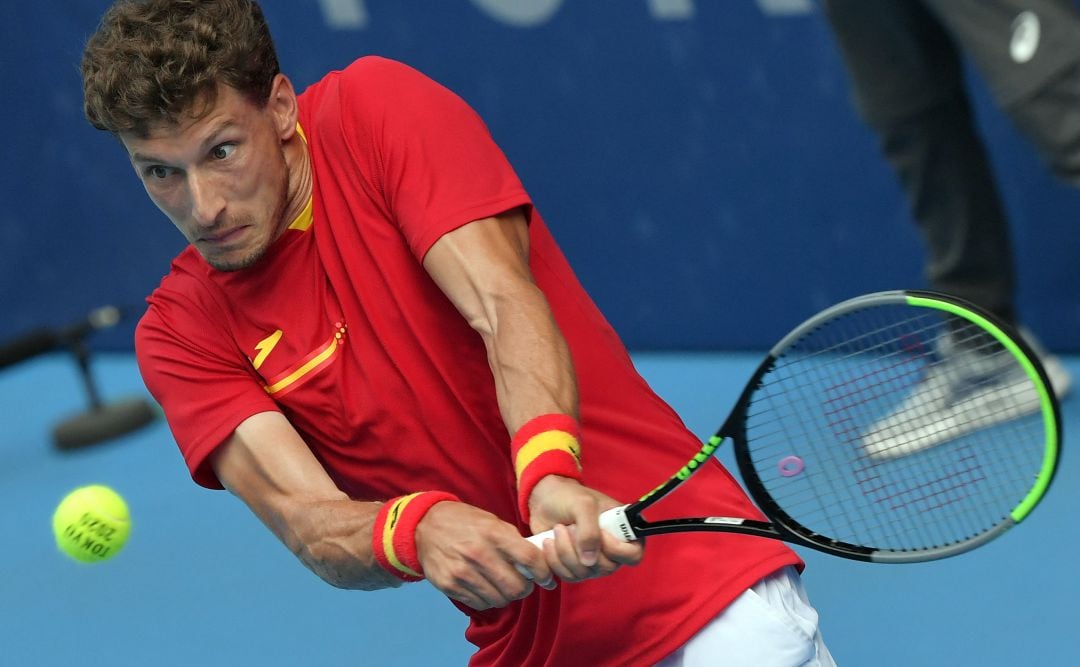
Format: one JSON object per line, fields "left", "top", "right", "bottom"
{"left": 121, "top": 85, "right": 262, "bottom": 158}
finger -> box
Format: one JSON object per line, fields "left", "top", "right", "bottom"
{"left": 484, "top": 555, "right": 542, "bottom": 600}
{"left": 538, "top": 531, "right": 638, "bottom": 584}
{"left": 555, "top": 524, "right": 600, "bottom": 581}
{"left": 524, "top": 566, "right": 557, "bottom": 590}
{"left": 600, "top": 530, "right": 644, "bottom": 567}
{"left": 445, "top": 588, "right": 490, "bottom": 611}
{"left": 542, "top": 524, "right": 587, "bottom": 581}
{"left": 511, "top": 540, "right": 557, "bottom": 589}
{"left": 445, "top": 585, "right": 497, "bottom": 611}
{"left": 570, "top": 528, "right": 624, "bottom": 578}
{"left": 483, "top": 544, "right": 545, "bottom": 601}
{"left": 567, "top": 499, "right": 603, "bottom": 567}
{"left": 433, "top": 563, "right": 520, "bottom": 611}
{"left": 451, "top": 574, "right": 521, "bottom": 611}
{"left": 495, "top": 573, "right": 537, "bottom": 601}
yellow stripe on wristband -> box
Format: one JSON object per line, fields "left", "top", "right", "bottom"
{"left": 381, "top": 493, "right": 424, "bottom": 579}
{"left": 514, "top": 430, "right": 582, "bottom": 482}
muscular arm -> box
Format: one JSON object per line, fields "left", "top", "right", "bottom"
{"left": 211, "top": 411, "right": 401, "bottom": 590}
{"left": 211, "top": 410, "right": 553, "bottom": 606}
{"left": 422, "top": 208, "right": 577, "bottom": 432}
{"left": 423, "top": 210, "right": 642, "bottom": 579}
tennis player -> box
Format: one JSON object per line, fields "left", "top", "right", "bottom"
{"left": 82, "top": 1, "right": 833, "bottom": 664}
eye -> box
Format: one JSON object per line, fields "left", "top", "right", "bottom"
{"left": 147, "top": 165, "right": 173, "bottom": 180}
{"left": 210, "top": 143, "right": 236, "bottom": 160}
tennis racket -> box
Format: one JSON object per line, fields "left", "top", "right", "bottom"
{"left": 526, "top": 290, "right": 1061, "bottom": 563}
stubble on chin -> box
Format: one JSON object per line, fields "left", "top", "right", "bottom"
{"left": 207, "top": 249, "right": 266, "bottom": 272}
{"left": 205, "top": 189, "right": 291, "bottom": 272}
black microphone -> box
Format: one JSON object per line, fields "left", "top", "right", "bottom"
{"left": 0, "top": 306, "right": 123, "bottom": 370}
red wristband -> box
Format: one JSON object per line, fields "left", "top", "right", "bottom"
{"left": 511, "top": 414, "right": 583, "bottom": 523}
{"left": 371, "top": 491, "right": 460, "bottom": 582}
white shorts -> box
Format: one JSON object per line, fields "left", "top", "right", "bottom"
{"left": 655, "top": 566, "right": 836, "bottom": 667}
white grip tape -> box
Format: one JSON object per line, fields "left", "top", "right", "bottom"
{"left": 516, "top": 505, "right": 636, "bottom": 579}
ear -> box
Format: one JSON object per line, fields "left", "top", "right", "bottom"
{"left": 267, "top": 73, "right": 299, "bottom": 141}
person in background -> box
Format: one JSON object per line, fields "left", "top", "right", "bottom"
{"left": 822, "top": 0, "right": 1074, "bottom": 437}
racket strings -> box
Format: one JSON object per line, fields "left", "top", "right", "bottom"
{"left": 742, "top": 305, "right": 1049, "bottom": 553}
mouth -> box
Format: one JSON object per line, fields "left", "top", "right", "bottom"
{"left": 199, "top": 226, "right": 249, "bottom": 246}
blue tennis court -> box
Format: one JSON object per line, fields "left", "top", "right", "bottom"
{"left": 1, "top": 351, "right": 1075, "bottom": 666}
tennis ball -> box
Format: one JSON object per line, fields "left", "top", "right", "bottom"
{"left": 52, "top": 485, "right": 131, "bottom": 563}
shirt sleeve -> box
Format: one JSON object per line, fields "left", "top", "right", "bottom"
{"left": 336, "top": 57, "right": 534, "bottom": 259}
{"left": 135, "top": 279, "right": 278, "bottom": 489}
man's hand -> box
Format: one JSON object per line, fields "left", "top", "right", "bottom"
{"left": 527, "top": 475, "right": 644, "bottom": 582}
{"left": 414, "top": 500, "right": 556, "bottom": 610}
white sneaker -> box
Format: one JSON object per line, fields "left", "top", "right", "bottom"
{"left": 1018, "top": 326, "right": 1072, "bottom": 399}
{"left": 860, "top": 328, "right": 1059, "bottom": 460}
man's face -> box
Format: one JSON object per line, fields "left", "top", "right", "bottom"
{"left": 121, "top": 82, "right": 292, "bottom": 271}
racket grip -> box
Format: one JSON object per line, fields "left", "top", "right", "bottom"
{"left": 525, "top": 505, "right": 637, "bottom": 548}
{"left": 516, "top": 505, "right": 636, "bottom": 579}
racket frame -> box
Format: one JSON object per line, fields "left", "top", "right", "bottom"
{"left": 623, "top": 290, "right": 1061, "bottom": 563}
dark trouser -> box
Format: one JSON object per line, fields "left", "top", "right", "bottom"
{"left": 822, "top": 0, "right": 1080, "bottom": 325}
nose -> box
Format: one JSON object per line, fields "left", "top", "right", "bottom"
{"left": 188, "top": 170, "right": 226, "bottom": 227}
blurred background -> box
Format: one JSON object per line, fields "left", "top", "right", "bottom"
{"left": 4, "top": 0, "right": 1078, "bottom": 353}
{"left": 2, "top": 1, "right": 1078, "bottom": 665}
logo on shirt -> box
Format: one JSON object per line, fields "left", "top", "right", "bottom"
{"left": 250, "top": 323, "right": 348, "bottom": 397}
{"left": 1010, "top": 11, "right": 1040, "bottom": 64}
{"left": 251, "top": 329, "right": 284, "bottom": 370}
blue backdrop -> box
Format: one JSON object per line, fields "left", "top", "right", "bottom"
{"left": 3, "top": 0, "right": 1078, "bottom": 352}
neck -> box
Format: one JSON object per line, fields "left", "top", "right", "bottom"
{"left": 280, "top": 129, "right": 313, "bottom": 228}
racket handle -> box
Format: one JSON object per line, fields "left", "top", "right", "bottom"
{"left": 516, "top": 505, "right": 636, "bottom": 579}
{"left": 525, "top": 504, "right": 637, "bottom": 548}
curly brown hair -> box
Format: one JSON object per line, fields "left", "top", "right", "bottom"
{"left": 82, "top": 0, "right": 280, "bottom": 137}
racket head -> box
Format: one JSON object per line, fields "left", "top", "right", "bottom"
{"left": 726, "top": 290, "right": 1061, "bottom": 563}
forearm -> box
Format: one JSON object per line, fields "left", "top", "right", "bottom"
{"left": 274, "top": 497, "right": 404, "bottom": 591}
{"left": 421, "top": 214, "right": 643, "bottom": 578}
{"left": 482, "top": 282, "right": 579, "bottom": 432}
{"left": 213, "top": 412, "right": 402, "bottom": 591}
{"left": 421, "top": 211, "right": 580, "bottom": 432}
{"left": 272, "top": 491, "right": 557, "bottom": 608}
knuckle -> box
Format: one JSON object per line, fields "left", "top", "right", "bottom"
{"left": 508, "top": 581, "right": 534, "bottom": 600}
{"left": 446, "top": 566, "right": 474, "bottom": 587}
{"left": 598, "top": 561, "right": 619, "bottom": 576}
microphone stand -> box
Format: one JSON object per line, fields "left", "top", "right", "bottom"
{"left": 51, "top": 334, "right": 159, "bottom": 450}
{"left": 0, "top": 306, "right": 159, "bottom": 450}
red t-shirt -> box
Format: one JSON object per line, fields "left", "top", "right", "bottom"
{"left": 136, "top": 56, "right": 801, "bottom": 666}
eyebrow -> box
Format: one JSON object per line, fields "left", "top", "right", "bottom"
{"left": 129, "top": 150, "right": 163, "bottom": 165}
{"left": 129, "top": 119, "right": 239, "bottom": 164}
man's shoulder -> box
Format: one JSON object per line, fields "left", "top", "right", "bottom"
{"left": 301, "top": 55, "right": 418, "bottom": 97}
{"left": 141, "top": 247, "right": 226, "bottom": 322}
{"left": 298, "top": 56, "right": 441, "bottom": 168}
{"left": 135, "top": 248, "right": 240, "bottom": 367}
{"left": 153, "top": 245, "right": 210, "bottom": 291}
{"left": 341, "top": 55, "right": 425, "bottom": 84}
{"left": 300, "top": 55, "right": 442, "bottom": 112}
